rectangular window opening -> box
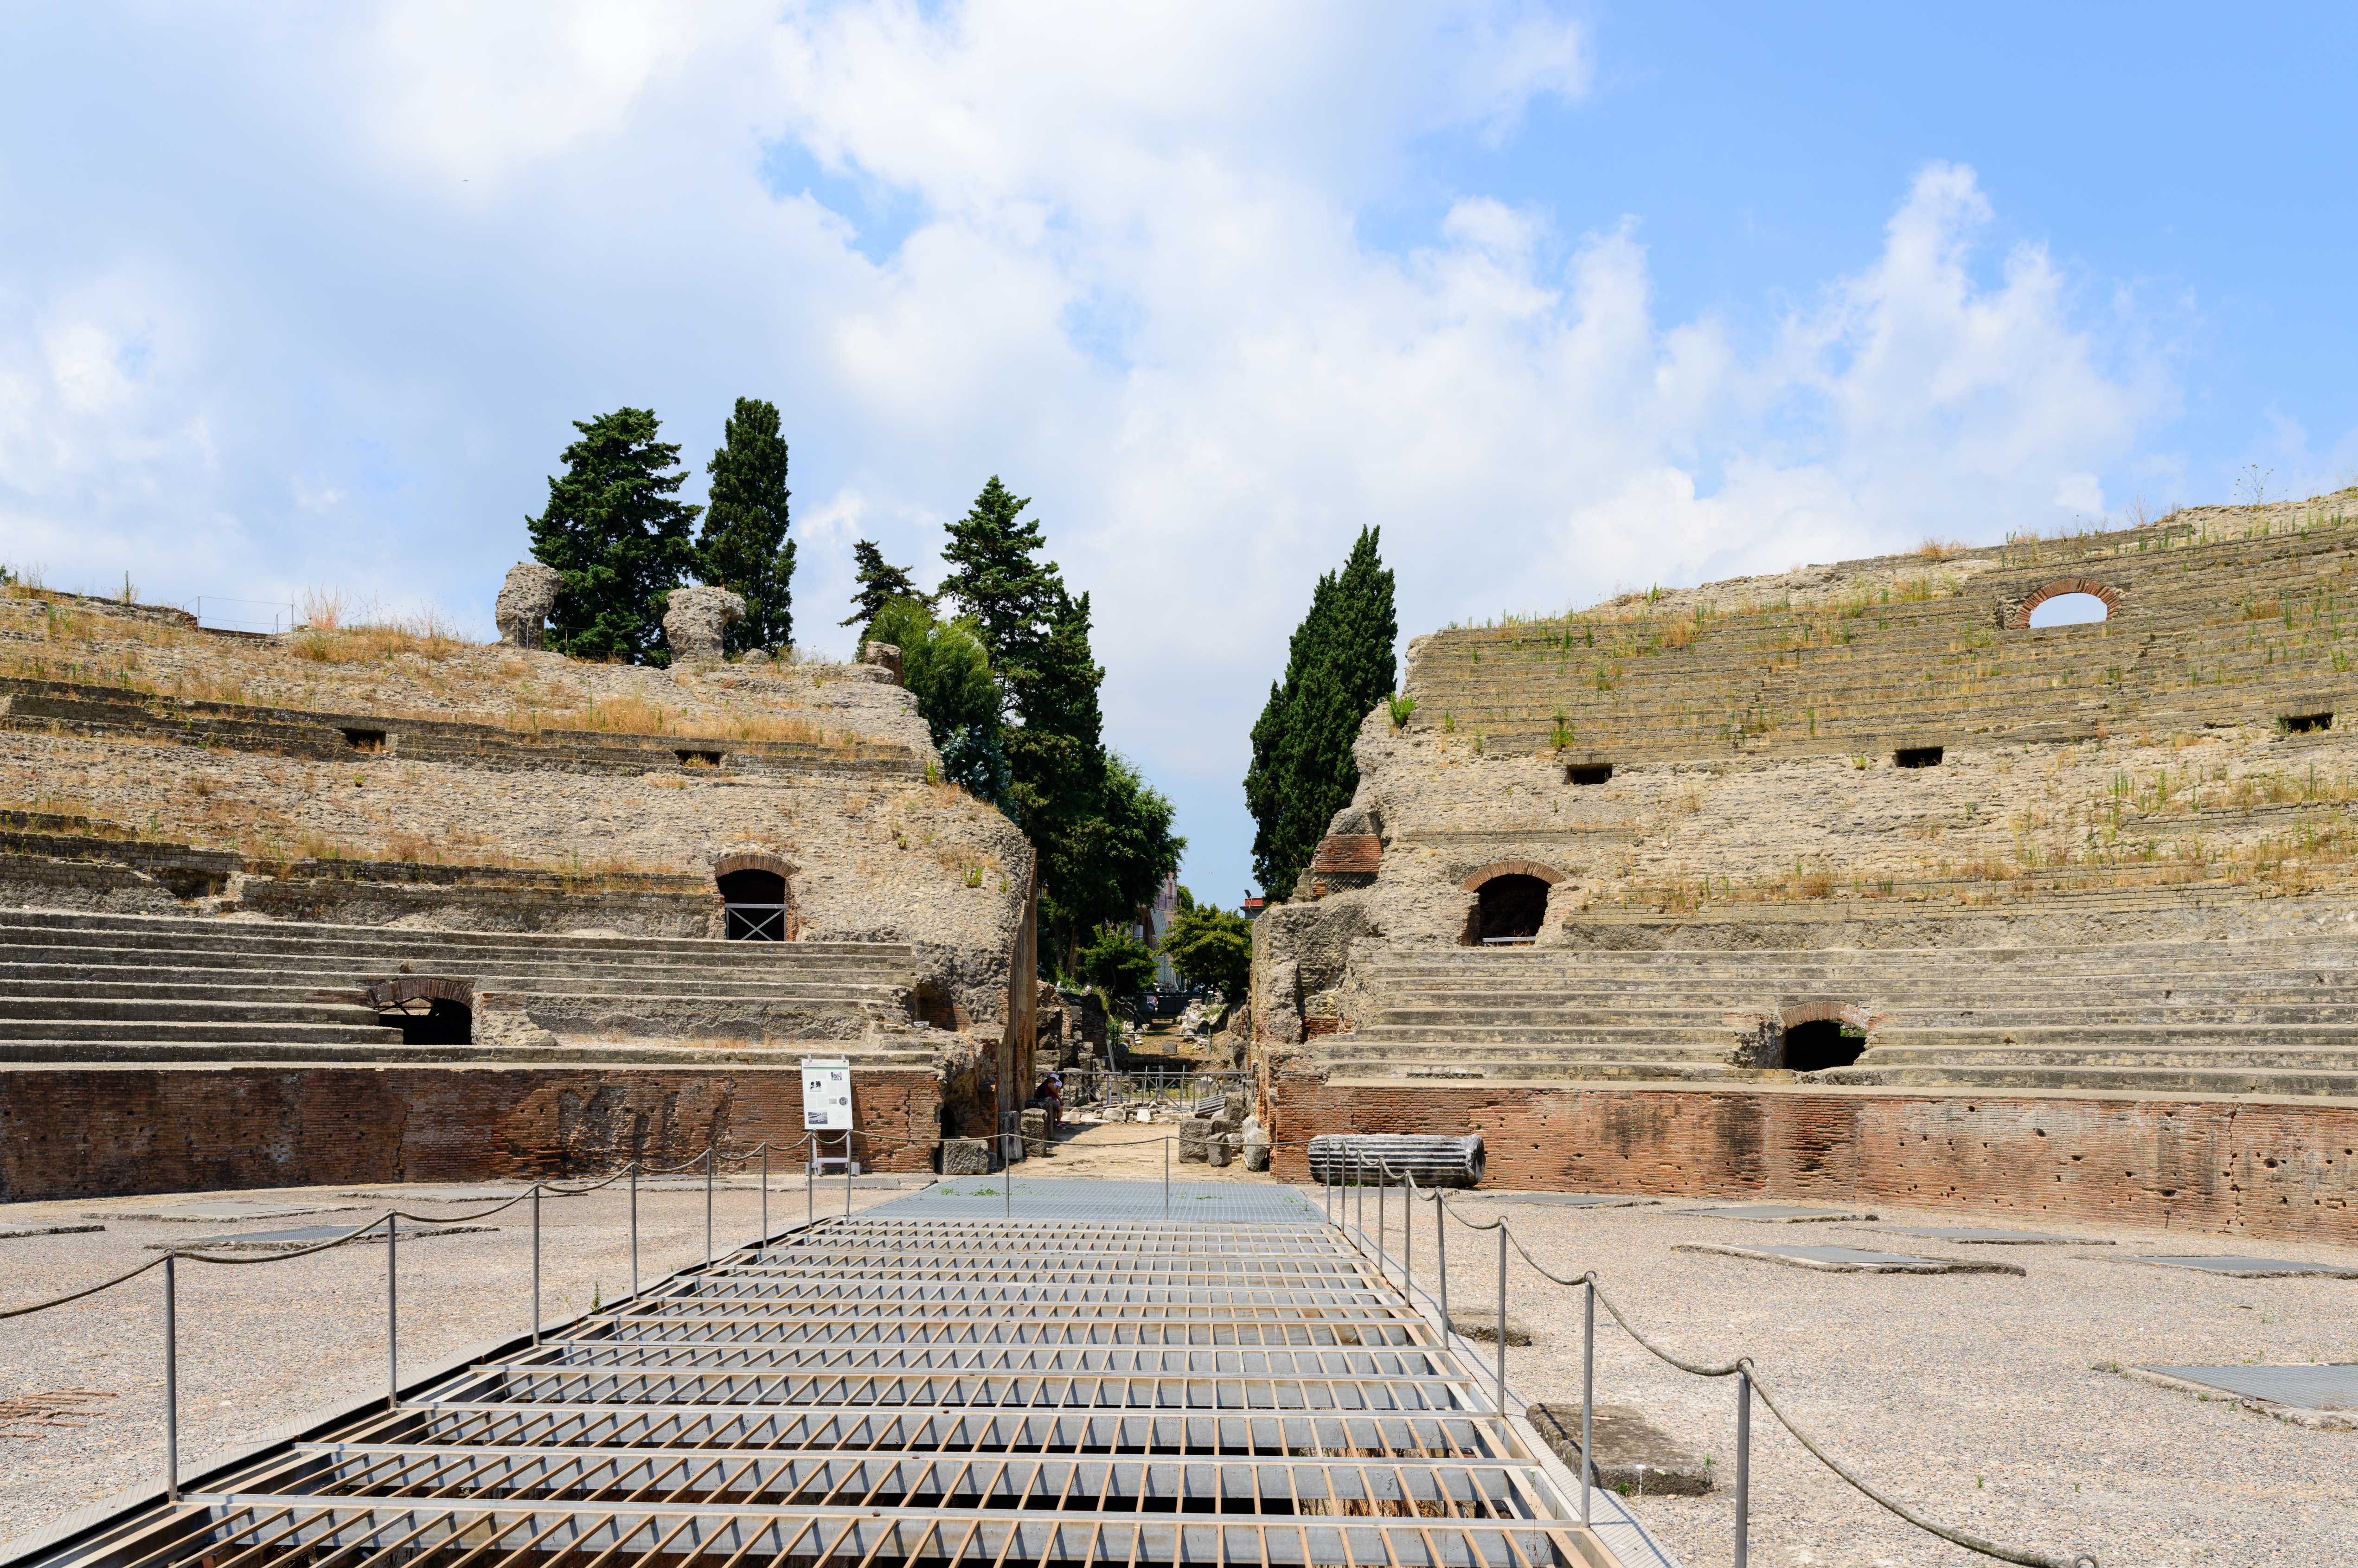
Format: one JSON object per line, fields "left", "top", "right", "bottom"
{"left": 340, "top": 729, "right": 386, "bottom": 753}
{"left": 1565, "top": 763, "right": 1613, "bottom": 786}
{"left": 1894, "top": 746, "right": 1943, "bottom": 768}
{"left": 677, "top": 749, "right": 725, "bottom": 768}
{"left": 2283, "top": 713, "right": 2333, "bottom": 734}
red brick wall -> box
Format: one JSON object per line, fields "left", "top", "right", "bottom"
{"left": 0, "top": 1067, "right": 940, "bottom": 1201}
{"left": 1269, "top": 1081, "right": 2358, "bottom": 1246}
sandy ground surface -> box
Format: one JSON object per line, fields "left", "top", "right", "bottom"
{"left": 1358, "top": 1189, "right": 2358, "bottom": 1568}
{"left": 6, "top": 1145, "right": 2350, "bottom": 1568}
{"left": 0, "top": 1171, "right": 917, "bottom": 1550}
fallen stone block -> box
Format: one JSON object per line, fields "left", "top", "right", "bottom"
{"left": 940, "top": 1138, "right": 993, "bottom": 1176}
{"left": 1526, "top": 1403, "right": 1715, "bottom": 1496}
{"left": 1448, "top": 1313, "right": 1534, "bottom": 1345}
{"left": 1178, "top": 1117, "right": 1212, "bottom": 1164}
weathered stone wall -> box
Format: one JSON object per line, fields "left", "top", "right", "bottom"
{"left": 0, "top": 1065, "right": 942, "bottom": 1201}
{"left": 1266, "top": 1080, "right": 2358, "bottom": 1246}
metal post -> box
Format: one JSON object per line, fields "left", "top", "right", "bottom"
{"left": 530, "top": 1184, "right": 542, "bottom": 1346}
{"left": 1581, "top": 1280, "right": 1594, "bottom": 1527}
{"left": 1002, "top": 1133, "right": 1011, "bottom": 1221}
{"left": 162, "top": 1253, "right": 178, "bottom": 1504}
{"left": 761, "top": 1143, "right": 769, "bottom": 1242}
{"left": 1436, "top": 1188, "right": 1448, "bottom": 1335}
{"left": 1734, "top": 1370, "right": 1752, "bottom": 1568}
{"left": 629, "top": 1163, "right": 640, "bottom": 1299}
{"left": 806, "top": 1134, "right": 815, "bottom": 1229}
{"left": 844, "top": 1134, "right": 852, "bottom": 1220}
{"left": 1403, "top": 1174, "right": 1413, "bottom": 1302}
{"left": 1163, "top": 1136, "right": 1170, "bottom": 1223}
{"left": 385, "top": 1213, "right": 398, "bottom": 1406}
{"left": 704, "top": 1145, "right": 714, "bottom": 1267}
{"left": 1377, "top": 1159, "right": 1387, "bottom": 1280}
{"left": 1495, "top": 1223, "right": 1508, "bottom": 1432}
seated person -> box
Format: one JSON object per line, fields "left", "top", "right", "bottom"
{"left": 1034, "top": 1073, "right": 1064, "bottom": 1130}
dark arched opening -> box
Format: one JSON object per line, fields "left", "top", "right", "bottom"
{"left": 719, "top": 868, "right": 788, "bottom": 941}
{"left": 1784, "top": 1018, "right": 1866, "bottom": 1072}
{"left": 390, "top": 998, "right": 471, "bottom": 1046}
{"left": 1477, "top": 874, "right": 1551, "bottom": 944}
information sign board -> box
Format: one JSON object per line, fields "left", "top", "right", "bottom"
{"left": 801, "top": 1058, "right": 852, "bottom": 1131}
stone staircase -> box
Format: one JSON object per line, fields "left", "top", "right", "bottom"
{"left": 0, "top": 907, "right": 932, "bottom": 1066}
{"left": 1319, "top": 937, "right": 2358, "bottom": 1097}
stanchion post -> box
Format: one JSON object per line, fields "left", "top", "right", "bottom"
{"left": 761, "top": 1142, "right": 769, "bottom": 1242}
{"left": 1581, "top": 1280, "right": 1594, "bottom": 1527}
{"left": 1163, "top": 1136, "right": 1170, "bottom": 1223}
{"left": 1377, "top": 1159, "right": 1387, "bottom": 1280}
{"left": 1403, "top": 1174, "right": 1413, "bottom": 1301}
{"left": 1734, "top": 1370, "right": 1752, "bottom": 1568}
{"left": 162, "top": 1252, "right": 178, "bottom": 1504}
{"left": 704, "top": 1145, "right": 714, "bottom": 1267}
{"left": 806, "top": 1133, "right": 815, "bottom": 1229}
{"left": 530, "top": 1183, "right": 542, "bottom": 1346}
{"left": 1495, "top": 1222, "right": 1508, "bottom": 1433}
{"left": 385, "top": 1212, "right": 398, "bottom": 1406}
{"left": 628, "top": 1163, "right": 640, "bottom": 1300}
{"left": 1436, "top": 1188, "right": 1449, "bottom": 1334}
{"left": 1002, "top": 1132, "right": 1012, "bottom": 1222}
{"left": 844, "top": 1133, "right": 852, "bottom": 1220}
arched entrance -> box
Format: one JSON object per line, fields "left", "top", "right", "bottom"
{"left": 1457, "top": 860, "right": 1566, "bottom": 945}
{"left": 715, "top": 852, "right": 794, "bottom": 941}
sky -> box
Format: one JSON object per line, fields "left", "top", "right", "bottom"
{"left": 4, "top": 2, "right": 2355, "bottom": 907}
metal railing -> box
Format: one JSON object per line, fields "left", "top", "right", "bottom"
{"left": 1321, "top": 1149, "right": 2100, "bottom": 1568}
{"left": 0, "top": 1132, "right": 883, "bottom": 1506}
{"left": 1082, "top": 1068, "right": 1246, "bottom": 1118}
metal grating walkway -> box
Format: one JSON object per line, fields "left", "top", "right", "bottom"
{"left": 18, "top": 1180, "right": 1650, "bottom": 1568}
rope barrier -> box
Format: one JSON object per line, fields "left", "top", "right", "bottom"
{"left": 1363, "top": 1157, "right": 2097, "bottom": 1568}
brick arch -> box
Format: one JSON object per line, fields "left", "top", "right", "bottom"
{"left": 1458, "top": 859, "right": 1568, "bottom": 892}
{"left": 2005, "top": 576, "right": 2120, "bottom": 630}
{"left": 366, "top": 975, "right": 473, "bottom": 1010}
{"left": 713, "top": 850, "right": 794, "bottom": 880}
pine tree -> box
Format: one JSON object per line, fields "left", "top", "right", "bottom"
{"left": 841, "top": 540, "right": 930, "bottom": 630}
{"left": 528, "top": 408, "right": 701, "bottom": 663}
{"left": 697, "top": 397, "right": 794, "bottom": 654}
{"left": 1246, "top": 526, "right": 1397, "bottom": 896}
{"left": 939, "top": 477, "right": 1058, "bottom": 685}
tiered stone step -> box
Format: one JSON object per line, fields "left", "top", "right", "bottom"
{"left": 0, "top": 907, "right": 929, "bottom": 1065}
{"left": 1321, "top": 938, "right": 2358, "bottom": 1096}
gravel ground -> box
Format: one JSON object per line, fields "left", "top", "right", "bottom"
{"left": 1345, "top": 1188, "right": 2358, "bottom": 1568}
{"left": 0, "top": 1174, "right": 913, "bottom": 1550}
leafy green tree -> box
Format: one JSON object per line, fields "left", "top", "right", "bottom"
{"left": 841, "top": 539, "right": 930, "bottom": 631}
{"left": 697, "top": 397, "right": 795, "bottom": 654}
{"left": 1076, "top": 923, "right": 1158, "bottom": 999}
{"left": 868, "top": 596, "right": 1011, "bottom": 807}
{"left": 1159, "top": 886, "right": 1251, "bottom": 998}
{"left": 1246, "top": 526, "right": 1397, "bottom": 895}
{"left": 528, "top": 408, "right": 702, "bottom": 663}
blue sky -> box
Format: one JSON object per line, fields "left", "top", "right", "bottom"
{"left": 2, "top": 2, "right": 2352, "bottom": 908}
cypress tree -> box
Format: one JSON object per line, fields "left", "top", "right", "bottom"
{"left": 697, "top": 397, "right": 795, "bottom": 654}
{"left": 1246, "top": 526, "right": 1397, "bottom": 896}
{"left": 841, "top": 540, "right": 930, "bottom": 630}
{"left": 939, "top": 476, "right": 1058, "bottom": 686}
{"left": 527, "top": 408, "right": 701, "bottom": 663}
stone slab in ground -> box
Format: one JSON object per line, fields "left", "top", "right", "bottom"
{"left": 2126, "top": 1254, "right": 2358, "bottom": 1279}
{"left": 1675, "top": 1242, "right": 2027, "bottom": 1276}
{"left": 1468, "top": 1192, "right": 1666, "bottom": 1208}
{"left": 1671, "top": 1203, "right": 1876, "bottom": 1222}
{"left": 145, "top": 1222, "right": 498, "bottom": 1252}
{"left": 2115, "top": 1363, "right": 2358, "bottom": 1430}
{"left": 340, "top": 1186, "right": 537, "bottom": 1203}
{"left": 1867, "top": 1226, "right": 2104, "bottom": 1245}
{"left": 1448, "top": 1313, "right": 1535, "bottom": 1345}
{"left": 84, "top": 1200, "right": 358, "bottom": 1223}
{"left": 1525, "top": 1402, "right": 1714, "bottom": 1495}
{"left": 0, "top": 1222, "right": 103, "bottom": 1240}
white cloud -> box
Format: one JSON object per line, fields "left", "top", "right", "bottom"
{"left": 0, "top": 2, "right": 2174, "bottom": 895}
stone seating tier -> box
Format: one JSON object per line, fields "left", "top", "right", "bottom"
{"left": 1310, "top": 935, "right": 2358, "bottom": 1096}
{"left": 0, "top": 907, "right": 935, "bottom": 1066}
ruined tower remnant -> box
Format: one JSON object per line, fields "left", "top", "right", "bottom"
{"left": 663, "top": 585, "right": 747, "bottom": 666}
{"left": 494, "top": 562, "right": 563, "bottom": 650}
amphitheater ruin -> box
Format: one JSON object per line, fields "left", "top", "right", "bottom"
{"left": 0, "top": 571, "right": 1038, "bottom": 1198}
{"left": 1252, "top": 494, "right": 2358, "bottom": 1244}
